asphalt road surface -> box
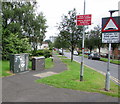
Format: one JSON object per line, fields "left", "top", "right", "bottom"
{"left": 63, "top": 51, "right": 119, "bottom": 84}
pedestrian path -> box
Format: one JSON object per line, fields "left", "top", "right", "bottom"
{"left": 2, "top": 54, "right": 118, "bottom": 102}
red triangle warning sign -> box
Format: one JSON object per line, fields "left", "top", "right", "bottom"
{"left": 102, "top": 17, "right": 120, "bottom": 32}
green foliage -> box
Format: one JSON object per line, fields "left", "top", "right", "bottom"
{"left": 44, "top": 49, "right": 52, "bottom": 58}
{"left": 54, "top": 36, "right": 69, "bottom": 49}
{"left": 31, "top": 50, "right": 44, "bottom": 56}
{"left": 85, "top": 25, "right": 103, "bottom": 53}
{"left": 2, "top": 2, "right": 47, "bottom": 60}
{"left": 29, "top": 49, "right": 52, "bottom": 58}
{"left": 58, "top": 8, "right": 83, "bottom": 61}
{"left": 2, "top": 33, "right": 30, "bottom": 60}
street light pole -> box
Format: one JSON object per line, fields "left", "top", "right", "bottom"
{"left": 80, "top": 0, "right": 86, "bottom": 81}
{"left": 105, "top": 10, "right": 119, "bottom": 91}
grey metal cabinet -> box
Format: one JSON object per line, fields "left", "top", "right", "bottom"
{"left": 32, "top": 56, "right": 45, "bottom": 71}
{"left": 10, "top": 53, "right": 29, "bottom": 73}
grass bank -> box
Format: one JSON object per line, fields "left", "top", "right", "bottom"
{"left": 36, "top": 58, "right": 119, "bottom": 97}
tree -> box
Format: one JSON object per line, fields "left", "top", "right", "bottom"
{"left": 2, "top": 1, "right": 47, "bottom": 59}
{"left": 29, "top": 13, "right": 47, "bottom": 52}
{"left": 85, "top": 25, "right": 103, "bottom": 54}
{"left": 2, "top": 33, "right": 30, "bottom": 60}
{"left": 54, "top": 34, "right": 69, "bottom": 54}
{"left": 58, "top": 8, "right": 83, "bottom": 61}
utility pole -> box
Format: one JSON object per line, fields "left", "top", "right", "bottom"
{"left": 80, "top": 0, "right": 86, "bottom": 81}
{"left": 105, "top": 10, "right": 119, "bottom": 91}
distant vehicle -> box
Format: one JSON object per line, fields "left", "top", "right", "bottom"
{"left": 73, "top": 51, "right": 78, "bottom": 55}
{"left": 84, "top": 51, "right": 90, "bottom": 55}
{"left": 58, "top": 49, "right": 63, "bottom": 55}
{"left": 88, "top": 53, "right": 100, "bottom": 60}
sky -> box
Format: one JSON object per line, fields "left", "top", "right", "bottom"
{"left": 36, "top": 0, "right": 120, "bottom": 40}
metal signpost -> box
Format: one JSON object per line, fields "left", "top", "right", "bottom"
{"left": 102, "top": 11, "right": 120, "bottom": 91}
{"left": 76, "top": 0, "right": 91, "bottom": 81}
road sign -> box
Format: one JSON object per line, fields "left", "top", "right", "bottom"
{"left": 76, "top": 14, "right": 91, "bottom": 26}
{"left": 102, "top": 17, "right": 120, "bottom": 32}
{"left": 102, "top": 32, "right": 120, "bottom": 43}
{"left": 102, "top": 16, "right": 120, "bottom": 43}
{"left": 102, "top": 16, "right": 120, "bottom": 32}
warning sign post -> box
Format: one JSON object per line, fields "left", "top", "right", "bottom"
{"left": 102, "top": 11, "right": 120, "bottom": 91}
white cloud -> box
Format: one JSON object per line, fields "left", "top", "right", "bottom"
{"left": 36, "top": 0, "right": 119, "bottom": 40}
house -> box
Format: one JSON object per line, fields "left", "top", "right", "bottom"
{"left": 40, "top": 42, "right": 49, "bottom": 49}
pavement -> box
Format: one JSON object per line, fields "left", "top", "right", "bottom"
{"left": 2, "top": 54, "right": 119, "bottom": 102}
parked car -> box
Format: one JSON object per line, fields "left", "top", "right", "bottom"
{"left": 58, "top": 49, "right": 64, "bottom": 55}
{"left": 88, "top": 53, "right": 100, "bottom": 60}
{"left": 84, "top": 51, "right": 90, "bottom": 55}
{"left": 73, "top": 51, "right": 78, "bottom": 55}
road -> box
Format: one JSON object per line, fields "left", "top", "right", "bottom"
{"left": 63, "top": 51, "right": 119, "bottom": 84}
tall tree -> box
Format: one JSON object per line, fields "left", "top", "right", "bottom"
{"left": 2, "top": 1, "right": 47, "bottom": 60}
{"left": 85, "top": 25, "right": 103, "bottom": 54}
{"left": 58, "top": 8, "right": 83, "bottom": 61}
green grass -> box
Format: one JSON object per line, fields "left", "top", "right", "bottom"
{"left": 36, "top": 58, "right": 119, "bottom": 97}
{"left": 58, "top": 56, "right": 67, "bottom": 59}
{"left": 45, "top": 58, "right": 54, "bottom": 69}
{"left": 79, "top": 54, "right": 119, "bottom": 65}
{"left": 28, "top": 61, "right": 32, "bottom": 69}
{"left": 100, "top": 58, "right": 120, "bottom": 65}
{"left": 79, "top": 54, "right": 88, "bottom": 58}
{"left": 0, "top": 61, "right": 12, "bottom": 77}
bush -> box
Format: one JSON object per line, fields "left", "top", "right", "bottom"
{"left": 31, "top": 50, "right": 44, "bottom": 56}
{"left": 44, "top": 49, "right": 52, "bottom": 58}
{"left": 2, "top": 33, "right": 31, "bottom": 60}
{"left": 29, "top": 49, "right": 52, "bottom": 58}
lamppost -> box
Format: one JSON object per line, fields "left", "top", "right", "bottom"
{"left": 80, "top": 0, "right": 86, "bottom": 81}
{"left": 105, "top": 10, "right": 119, "bottom": 91}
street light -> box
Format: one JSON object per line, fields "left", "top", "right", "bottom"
{"left": 109, "top": 10, "right": 119, "bottom": 17}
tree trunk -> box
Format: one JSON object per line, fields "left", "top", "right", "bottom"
{"left": 98, "top": 46, "right": 100, "bottom": 54}
{"left": 62, "top": 48, "right": 63, "bottom": 56}
{"left": 71, "top": 46, "right": 74, "bottom": 62}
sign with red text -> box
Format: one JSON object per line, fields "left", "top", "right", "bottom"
{"left": 76, "top": 14, "right": 92, "bottom": 26}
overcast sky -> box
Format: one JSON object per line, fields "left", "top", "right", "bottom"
{"left": 36, "top": 0, "right": 120, "bottom": 40}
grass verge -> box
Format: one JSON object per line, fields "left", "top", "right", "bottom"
{"left": 100, "top": 58, "right": 120, "bottom": 65}
{"left": 36, "top": 58, "right": 119, "bottom": 97}
{"left": 79, "top": 54, "right": 119, "bottom": 65}
{"left": 45, "top": 58, "right": 54, "bottom": 69}
{"left": 58, "top": 55, "right": 67, "bottom": 59}
{"left": 0, "top": 61, "right": 12, "bottom": 77}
